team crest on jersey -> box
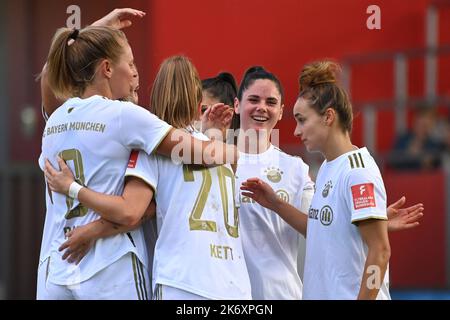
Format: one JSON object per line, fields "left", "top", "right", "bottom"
{"left": 276, "top": 190, "right": 289, "bottom": 203}
{"left": 319, "top": 205, "right": 333, "bottom": 226}
{"left": 322, "top": 180, "right": 333, "bottom": 198}
{"left": 265, "top": 167, "right": 283, "bottom": 183}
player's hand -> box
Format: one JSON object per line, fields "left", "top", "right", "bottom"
{"left": 241, "top": 178, "right": 280, "bottom": 211}
{"left": 44, "top": 157, "right": 75, "bottom": 195}
{"left": 201, "top": 103, "right": 234, "bottom": 141}
{"left": 387, "top": 196, "right": 424, "bottom": 232}
{"left": 91, "top": 8, "right": 146, "bottom": 30}
{"left": 58, "top": 224, "right": 96, "bottom": 265}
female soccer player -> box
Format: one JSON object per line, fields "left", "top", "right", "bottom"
{"left": 45, "top": 56, "right": 252, "bottom": 300}
{"left": 201, "top": 72, "right": 240, "bottom": 143}
{"left": 203, "top": 67, "right": 422, "bottom": 300}
{"left": 38, "top": 12, "right": 237, "bottom": 299}
{"left": 241, "top": 60, "right": 394, "bottom": 299}
{"left": 48, "top": 64, "right": 423, "bottom": 300}
{"left": 230, "top": 66, "right": 314, "bottom": 299}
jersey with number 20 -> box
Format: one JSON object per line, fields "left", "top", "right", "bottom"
{"left": 125, "top": 129, "right": 252, "bottom": 300}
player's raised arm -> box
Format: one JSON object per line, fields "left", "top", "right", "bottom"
{"left": 156, "top": 127, "right": 238, "bottom": 165}
{"left": 357, "top": 219, "right": 391, "bottom": 300}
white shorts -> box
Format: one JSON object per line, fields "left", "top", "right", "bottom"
{"left": 153, "top": 284, "right": 209, "bottom": 300}
{"left": 37, "top": 252, "right": 150, "bottom": 300}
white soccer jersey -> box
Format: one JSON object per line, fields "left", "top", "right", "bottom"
{"left": 236, "top": 145, "right": 314, "bottom": 300}
{"left": 125, "top": 130, "right": 252, "bottom": 300}
{"left": 302, "top": 147, "right": 390, "bottom": 300}
{"left": 38, "top": 95, "right": 172, "bottom": 286}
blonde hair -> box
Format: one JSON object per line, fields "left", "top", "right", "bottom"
{"left": 46, "top": 26, "right": 128, "bottom": 99}
{"left": 298, "top": 60, "right": 353, "bottom": 133}
{"left": 150, "top": 56, "right": 202, "bottom": 128}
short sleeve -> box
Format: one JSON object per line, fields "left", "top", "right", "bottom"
{"left": 119, "top": 102, "right": 172, "bottom": 155}
{"left": 299, "top": 160, "right": 315, "bottom": 215}
{"left": 125, "top": 150, "right": 159, "bottom": 194}
{"left": 300, "top": 180, "right": 315, "bottom": 215}
{"left": 345, "top": 168, "right": 387, "bottom": 224}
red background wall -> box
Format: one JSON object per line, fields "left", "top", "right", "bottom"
{"left": 12, "top": 0, "right": 449, "bottom": 162}
{"left": 385, "top": 171, "right": 447, "bottom": 288}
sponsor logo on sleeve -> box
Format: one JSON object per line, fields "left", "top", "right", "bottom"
{"left": 351, "top": 183, "right": 376, "bottom": 210}
{"left": 128, "top": 150, "right": 139, "bottom": 168}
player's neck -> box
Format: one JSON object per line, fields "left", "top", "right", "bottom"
{"left": 323, "top": 131, "right": 355, "bottom": 162}
{"left": 237, "top": 130, "right": 271, "bottom": 154}
{"left": 81, "top": 83, "right": 113, "bottom": 100}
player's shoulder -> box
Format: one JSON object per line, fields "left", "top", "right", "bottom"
{"left": 272, "top": 146, "right": 309, "bottom": 170}
{"left": 190, "top": 127, "right": 209, "bottom": 141}
{"left": 45, "top": 98, "right": 74, "bottom": 124}
{"left": 52, "top": 95, "right": 125, "bottom": 114}
{"left": 344, "top": 147, "right": 378, "bottom": 171}
{"left": 100, "top": 97, "right": 138, "bottom": 112}
{"left": 343, "top": 148, "right": 381, "bottom": 182}
{"left": 272, "top": 146, "right": 306, "bottom": 163}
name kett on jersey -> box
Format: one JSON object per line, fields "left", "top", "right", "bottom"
{"left": 210, "top": 244, "right": 234, "bottom": 260}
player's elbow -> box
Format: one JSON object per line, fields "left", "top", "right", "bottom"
{"left": 369, "top": 242, "right": 391, "bottom": 264}
{"left": 380, "top": 244, "right": 391, "bottom": 263}
{"left": 121, "top": 211, "right": 142, "bottom": 227}
{"left": 117, "top": 205, "right": 143, "bottom": 227}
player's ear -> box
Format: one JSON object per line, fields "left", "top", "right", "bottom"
{"left": 324, "top": 108, "right": 336, "bottom": 126}
{"left": 234, "top": 98, "right": 240, "bottom": 115}
{"left": 99, "top": 59, "right": 113, "bottom": 79}
{"left": 278, "top": 104, "right": 284, "bottom": 121}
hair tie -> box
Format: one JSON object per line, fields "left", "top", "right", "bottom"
{"left": 67, "top": 29, "right": 79, "bottom": 46}
{"left": 69, "top": 29, "right": 79, "bottom": 40}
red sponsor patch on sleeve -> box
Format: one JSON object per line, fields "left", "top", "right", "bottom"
{"left": 351, "top": 183, "right": 376, "bottom": 210}
{"left": 128, "top": 150, "right": 139, "bottom": 168}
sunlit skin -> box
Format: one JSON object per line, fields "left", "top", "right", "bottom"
{"left": 241, "top": 97, "right": 423, "bottom": 231}
{"left": 292, "top": 97, "right": 353, "bottom": 161}
{"left": 293, "top": 98, "right": 328, "bottom": 154}
{"left": 108, "top": 42, "right": 139, "bottom": 101}
{"left": 80, "top": 41, "right": 138, "bottom": 102}
{"left": 235, "top": 79, "right": 283, "bottom": 133}
{"left": 234, "top": 79, "right": 283, "bottom": 153}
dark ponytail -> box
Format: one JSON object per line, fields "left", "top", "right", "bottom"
{"left": 202, "top": 72, "right": 237, "bottom": 107}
